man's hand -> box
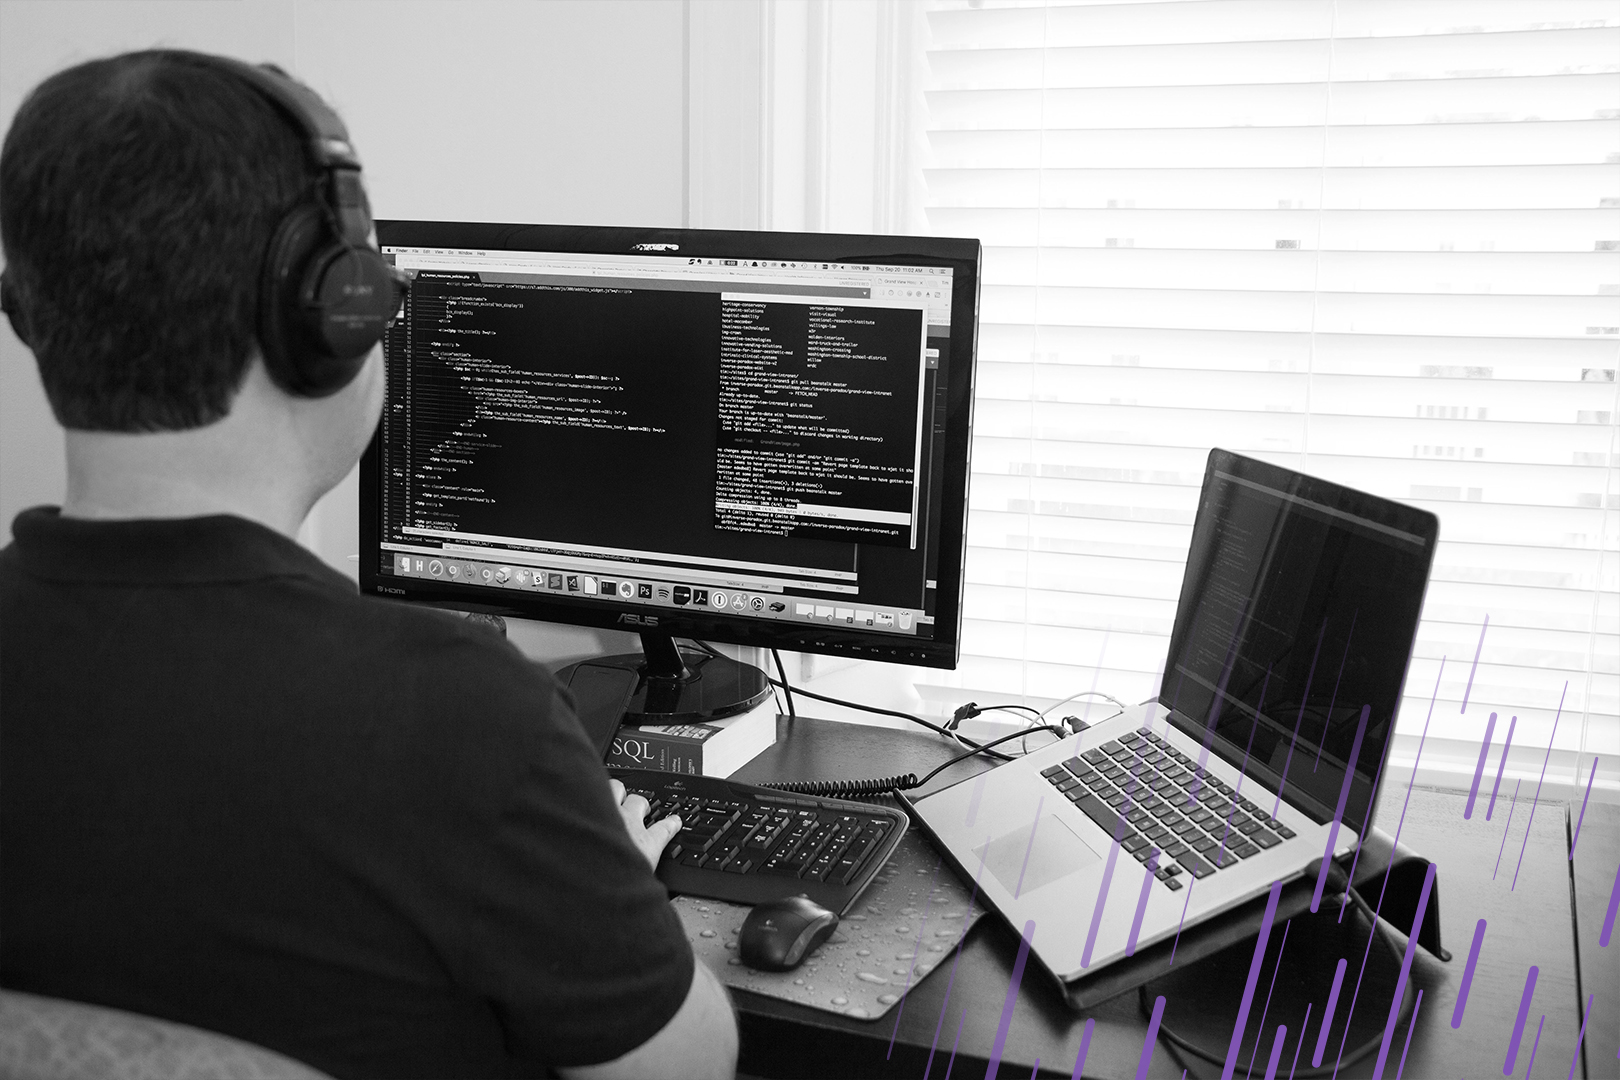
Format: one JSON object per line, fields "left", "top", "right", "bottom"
{"left": 608, "top": 778, "right": 682, "bottom": 871}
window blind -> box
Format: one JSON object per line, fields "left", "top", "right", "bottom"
{"left": 915, "top": 0, "right": 1619, "bottom": 783}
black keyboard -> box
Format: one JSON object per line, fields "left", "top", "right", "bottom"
{"left": 1039, "top": 728, "right": 1298, "bottom": 888}
{"left": 610, "top": 767, "right": 908, "bottom": 915}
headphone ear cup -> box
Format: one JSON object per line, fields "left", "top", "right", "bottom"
{"left": 259, "top": 203, "right": 395, "bottom": 398}
{"left": 1, "top": 274, "right": 33, "bottom": 348}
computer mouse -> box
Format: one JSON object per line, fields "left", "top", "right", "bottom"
{"left": 738, "top": 895, "right": 839, "bottom": 972}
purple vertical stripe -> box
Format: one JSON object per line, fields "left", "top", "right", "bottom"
{"left": 1069, "top": 1017, "right": 1094, "bottom": 1080}
{"left": 1011, "top": 797, "right": 1044, "bottom": 898}
{"left": 921, "top": 841, "right": 989, "bottom": 1075}
{"left": 1371, "top": 861, "right": 1436, "bottom": 1080}
{"left": 1512, "top": 682, "right": 1567, "bottom": 890}
{"left": 1263, "top": 1025, "right": 1288, "bottom": 1080}
{"left": 1464, "top": 711, "right": 1498, "bottom": 819}
{"left": 1312, "top": 959, "right": 1348, "bottom": 1067}
{"left": 983, "top": 920, "right": 1035, "bottom": 1080}
{"left": 1169, "top": 874, "right": 1195, "bottom": 965}
{"left": 1494, "top": 778, "right": 1522, "bottom": 879}
{"left": 942, "top": 1004, "right": 967, "bottom": 1080}
{"left": 1247, "top": 920, "right": 1291, "bottom": 1079}
{"left": 1338, "top": 752, "right": 1387, "bottom": 924}
{"left": 1221, "top": 879, "right": 1285, "bottom": 1080}
{"left": 1394, "top": 989, "right": 1423, "bottom": 1080}
{"left": 1451, "top": 919, "right": 1488, "bottom": 1028}
{"left": 1082, "top": 837, "right": 1121, "bottom": 968}
{"left": 1273, "top": 620, "right": 1327, "bottom": 818}
{"left": 1289, "top": 1002, "right": 1312, "bottom": 1080}
{"left": 1486, "top": 714, "right": 1516, "bottom": 821}
{"left": 1600, "top": 858, "right": 1620, "bottom": 947}
{"left": 1524, "top": 1015, "right": 1545, "bottom": 1078}
{"left": 1313, "top": 609, "right": 1357, "bottom": 771}
{"left": 1503, "top": 965, "right": 1539, "bottom": 1075}
{"left": 1312, "top": 704, "right": 1370, "bottom": 912}
{"left": 1568, "top": 993, "right": 1593, "bottom": 1080}
{"left": 1029, "top": 1061, "right": 1040, "bottom": 1079}
{"left": 1125, "top": 851, "right": 1159, "bottom": 957}
{"left": 1460, "top": 614, "right": 1489, "bottom": 713}
{"left": 1570, "top": 756, "right": 1599, "bottom": 858}
{"left": 1137, "top": 995, "right": 1166, "bottom": 1080}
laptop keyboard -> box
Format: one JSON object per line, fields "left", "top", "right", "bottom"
{"left": 1040, "top": 728, "right": 1297, "bottom": 890}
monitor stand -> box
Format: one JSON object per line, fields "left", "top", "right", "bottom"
{"left": 561, "top": 631, "right": 772, "bottom": 726}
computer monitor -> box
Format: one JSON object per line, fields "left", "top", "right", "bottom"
{"left": 360, "top": 222, "right": 981, "bottom": 723}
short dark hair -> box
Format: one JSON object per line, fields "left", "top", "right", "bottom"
{"left": 0, "top": 50, "right": 319, "bottom": 431}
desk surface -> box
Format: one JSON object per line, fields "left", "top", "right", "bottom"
{"left": 728, "top": 714, "right": 1612, "bottom": 1079}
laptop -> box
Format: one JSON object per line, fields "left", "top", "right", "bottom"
{"left": 911, "top": 449, "right": 1438, "bottom": 985}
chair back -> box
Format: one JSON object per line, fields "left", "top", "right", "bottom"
{"left": 0, "top": 989, "right": 332, "bottom": 1080}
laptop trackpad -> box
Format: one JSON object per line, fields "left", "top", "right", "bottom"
{"left": 974, "top": 817, "right": 1102, "bottom": 899}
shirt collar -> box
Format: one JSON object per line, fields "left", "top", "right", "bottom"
{"left": 8, "top": 506, "right": 354, "bottom": 589}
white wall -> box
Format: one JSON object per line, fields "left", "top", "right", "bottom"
{"left": 0, "top": 0, "right": 686, "bottom": 662}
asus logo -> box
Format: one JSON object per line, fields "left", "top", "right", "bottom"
{"left": 617, "top": 613, "right": 660, "bottom": 627}
{"left": 631, "top": 243, "right": 678, "bottom": 252}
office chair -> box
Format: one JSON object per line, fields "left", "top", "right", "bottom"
{"left": 0, "top": 988, "right": 332, "bottom": 1080}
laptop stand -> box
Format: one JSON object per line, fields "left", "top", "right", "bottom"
{"left": 1057, "top": 826, "right": 1445, "bottom": 1012}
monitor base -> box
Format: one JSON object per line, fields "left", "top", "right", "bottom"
{"left": 561, "top": 633, "right": 772, "bottom": 726}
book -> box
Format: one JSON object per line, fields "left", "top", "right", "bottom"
{"left": 606, "top": 700, "right": 777, "bottom": 778}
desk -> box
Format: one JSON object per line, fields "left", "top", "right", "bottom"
{"left": 728, "top": 715, "right": 1609, "bottom": 1079}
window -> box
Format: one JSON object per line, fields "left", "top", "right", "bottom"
{"left": 917, "top": 0, "right": 1619, "bottom": 791}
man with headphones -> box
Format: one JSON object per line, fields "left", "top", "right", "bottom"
{"left": 0, "top": 50, "right": 736, "bottom": 1080}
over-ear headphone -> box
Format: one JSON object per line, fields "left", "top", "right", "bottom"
{"left": 0, "top": 52, "right": 407, "bottom": 397}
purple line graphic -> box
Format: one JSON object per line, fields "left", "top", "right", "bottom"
{"left": 1512, "top": 682, "right": 1567, "bottom": 890}
{"left": 886, "top": 857, "right": 944, "bottom": 1056}
{"left": 1125, "top": 850, "right": 1160, "bottom": 957}
{"left": 1246, "top": 920, "right": 1291, "bottom": 1080}
{"left": 1493, "top": 778, "right": 1522, "bottom": 879}
{"left": 1568, "top": 993, "right": 1593, "bottom": 1080}
{"left": 1460, "top": 613, "right": 1489, "bottom": 713}
{"left": 1393, "top": 989, "right": 1423, "bottom": 1080}
{"left": 942, "top": 1004, "right": 966, "bottom": 1080}
{"left": 983, "top": 920, "right": 1035, "bottom": 1080}
{"left": 1221, "top": 879, "right": 1284, "bottom": 1080}
{"left": 1464, "top": 711, "right": 1498, "bottom": 819}
{"left": 1369, "top": 861, "right": 1436, "bottom": 1080}
{"left": 1451, "top": 919, "right": 1487, "bottom": 1028}
{"left": 1169, "top": 875, "right": 1195, "bottom": 964}
{"left": 1600, "top": 858, "right": 1619, "bottom": 947}
{"left": 1029, "top": 1061, "right": 1039, "bottom": 1078}
{"left": 1312, "top": 959, "right": 1348, "bottom": 1067}
{"left": 922, "top": 842, "right": 989, "bottom": 1077}
{"left": 1338, "top": 751, "right": 1386, "bottom": 924}
{"left": 1313, "top": 609, "right": 1357, "bottom": 771}
{"left": 1523, "top": 1014, "right": 1545, "bottom": 1078}
{"left": 1289, "top": 1002, "right": 1312, "bottom": 1080}
{"left": 1138, "top": 995, "right": 1166, "bottom": 1080}
{"left": 1068, "top": 1017, "right": 1094, "bottom": 1080}
{"left": 1264, "top": 1024, "right": 1288, "bottom": 1080}
{"left": 1273, "top": 619, "right": 1327, "bottom": 819}
{"left": 1311, "top": 704, "right": 1369, "bottom": 912}
{"left": 1503, "top": 965, "right": 1538, "bottom": 1076}
{"left": 1486, "top": 714, "right": 1516, "bottom": 821}
{"left": 1012, "top": 796, "right": 1045, "bottom": 898}
{"left": 1084, "top": 761, "right": 1145, "bottom": 967}
{"left": 1570, "top": 756, "right": 1599, "bottom": 858}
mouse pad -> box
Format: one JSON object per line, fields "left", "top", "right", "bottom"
{"left": 673, "top": 830, "right": 985, "bottom": 1021}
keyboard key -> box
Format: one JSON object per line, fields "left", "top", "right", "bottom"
{"left": 1164, "top": 840, "right": 1191, "bottom": 859}
{"left": 1103, "top": 743, "right": 1133, "bottom": 760}
{"left": 1072, "top": 793, "right": 1129, "bottom": 839}
{"left": 1165, "top": 877, "right": 1185, "bottom": 891}
{"left": 1144, "top": 825, "right": 1172, "bottom": 843}
{"left": 1237, "top": 818, "right": 1262, "bottom": 836}
{"left": 1121, "top": 834, "right": 1150, "bottom": 854}
{"left": 1041, "top": 765, "right": 1068, "bottom": 780}
{"left": 1178, "top": 851, "right": 1216, "bottom": 878}
{"left": 1275, "top": 823, "right": 1297, "bottom": 839}
{"left": 1056, "top": 777, "right": 1081, "bottom": 793}
{"left": 1209, "top": 847, "right": 1240, "bottom": 869}
{"left": 1082, "top": 749, "right": 1109, "bottom": 766}
{"left": 1120, "top": 731, "right": 1144, "bottom": 745}
{"left": 1126, "top": 807, "right": 1153, "bottom": 826}
{"left": 1233, "top": 841, "right": 1261, "bottom": 860}
{"left": 1252, "top": 830, "right": 1282, "bottom": 849}
{"left": 1190, "top": 835, "right": 1218, "bottom": 854}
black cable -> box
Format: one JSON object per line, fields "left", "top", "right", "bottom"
{"left": 1139, "top": 873, "right": 1414, "bottom": 1078}
{"left": 770, "top": 648, "right": 795, "bottom": 719}
{"left": 763, "top": 724, "right": 1068, "bottom": 799}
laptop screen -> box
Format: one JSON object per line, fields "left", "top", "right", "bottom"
{"left": 1161, "top": 450, "right": 1438, "bottom": 831}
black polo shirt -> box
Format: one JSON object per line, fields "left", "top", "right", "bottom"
{"left": 0, "top": 508, "right": 692, "bottom": 1079}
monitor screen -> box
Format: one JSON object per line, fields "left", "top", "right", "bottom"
{"left": 359, "top": 222, "right": 980, "bottom": 717}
